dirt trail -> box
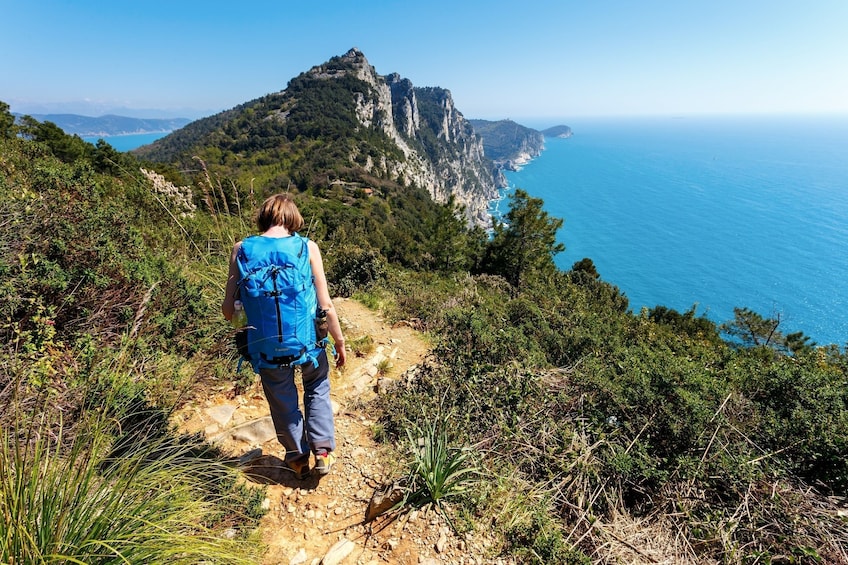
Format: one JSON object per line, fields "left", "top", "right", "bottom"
{"left": 173, "top": 299, "right": 498, "bottom": 564}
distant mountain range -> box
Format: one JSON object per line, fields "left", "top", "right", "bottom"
{"left": 12, "top": 113, "right": 191, "bottom": 137}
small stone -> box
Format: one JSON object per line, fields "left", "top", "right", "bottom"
{"left": 334, "top": 507, "right": 344, "bottom": 516}
{"left": 321, "top": 538, "right": 355, "bottom": 565}
{"left": 207, "top": 404, "right": 237, "bottom": 426}
{"left": 283, "top": 487, "right": 295, "bottom": 497}
{"left": 289, "top": 548, "right": 308, "bottom": 565}
{"left": 229, "top": 416, "right": 277, "bottom": 444}
{"left": 287, "top": 504, "right": 296, "bottom": 513}
{"left": 436, "top": 533, "right": 448, "bottom": 553}
{"left": 261, "top": 497, "right": 271, "bottom": 511}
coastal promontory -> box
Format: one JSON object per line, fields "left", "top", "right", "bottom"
{"left": 468, "top": 118, "right": 545, "bottom": 171}
{"left": 541, "top": 124, "right": 573, "bottom": 138}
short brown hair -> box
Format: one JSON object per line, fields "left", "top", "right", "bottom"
{"left": 256, "top": 194, "right": 305, "bottom": 233}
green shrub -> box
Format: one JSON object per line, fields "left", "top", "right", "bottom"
{"left": 325, "top": 245, "right": 387, "bottom": 297}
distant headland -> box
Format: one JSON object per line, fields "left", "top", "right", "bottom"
{"left": 12, "top": 112, "right": 191, "bottom": 137}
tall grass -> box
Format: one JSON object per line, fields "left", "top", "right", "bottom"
{"left": 0, "top": 406, "right": 260, "bottom": 564}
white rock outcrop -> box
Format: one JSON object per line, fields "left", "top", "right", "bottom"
{"left": 307, "top": 48, "right": 499, "bottom": 227}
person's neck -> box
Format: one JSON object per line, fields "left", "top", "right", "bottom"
{"left": 262, "top": 226, "right": 291, "bottom": 237}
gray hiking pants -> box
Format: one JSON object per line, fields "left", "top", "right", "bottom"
{"left": 259, "top": 349, "right": 335, "bottom": 462}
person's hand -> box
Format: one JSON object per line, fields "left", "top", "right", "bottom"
{"left": 334, "top": 341, "right": 346, "bottom": 368}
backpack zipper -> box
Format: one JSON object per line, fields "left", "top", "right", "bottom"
{"left": 270, "top": 266, "right": 284, "bottom": 342}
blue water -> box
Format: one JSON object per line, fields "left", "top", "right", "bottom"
{"left": 83, "top": 131, "right": 169, "bottom": 152}
{"left": 498, "top": 115, "right": 848, "bottom": 347}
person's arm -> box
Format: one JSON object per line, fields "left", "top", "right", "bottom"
{"left": 308, "top": 240, "right": 346, "bottom": 367}
{"left": 222, "top": 242, "right": 242, "bottom": 321}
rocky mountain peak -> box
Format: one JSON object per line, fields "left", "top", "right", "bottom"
{"left": 303, "top": 49, "right": 499, "bottom": 224}
{"left": 137, "top": 48, "right": 502, "bottom": 227}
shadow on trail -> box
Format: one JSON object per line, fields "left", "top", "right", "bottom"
{"left": 242, "top": 454, "right": 323, "bottom": 489}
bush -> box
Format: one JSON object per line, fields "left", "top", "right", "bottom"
{"left": 325, "top": 245, "right": 387, "bottom": 297}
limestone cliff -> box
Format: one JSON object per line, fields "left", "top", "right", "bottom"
{"left": 309, "top": 48, "right": 498, "bottom": 225}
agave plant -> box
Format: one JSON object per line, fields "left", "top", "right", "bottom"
{"left": 404, "top": 413, "right": 481, "bottom": 524}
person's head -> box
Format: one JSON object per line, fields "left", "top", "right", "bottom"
{"left": 256, "top": 193, "right": 305, "bottom": 233}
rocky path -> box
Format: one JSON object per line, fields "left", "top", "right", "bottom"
{"left": 173, "top": 298, "right": 501, "bottom": 565}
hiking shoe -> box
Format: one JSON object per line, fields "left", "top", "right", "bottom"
{"left": 314, "top": 451, "right": 336, "bottom": 476}
{"left": 282, "top": 457, "right": 309, "bottom": 480}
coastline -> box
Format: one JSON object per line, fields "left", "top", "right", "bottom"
{"left": 501, "top": 116, "right": 848, "bottom": 346}
{"left": 81, "top": 129, "right": 173, "bottom": 139}
{"left": 487, "top": 144, "right": 546, "bottom": 220}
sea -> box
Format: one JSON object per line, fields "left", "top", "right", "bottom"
{"left": 495, "top": 115, "right": 848, "bottom": 347}
{"left": 82, "top": 131, "right": 169, "bottom": 152}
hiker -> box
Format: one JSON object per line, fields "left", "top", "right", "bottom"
{"left": 222, "top": 193, "right": 346, "bottom": 478}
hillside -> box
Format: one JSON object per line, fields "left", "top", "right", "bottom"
{"left": 541, "top": 124, "right": 573, "bottom": 138}
{"left": 16, "top": 112, "right": 190, "bottom": 136}
{"left": 468, "top": 119, "right": 546, "bottom": 171}
{"left": 4, "top": 72, "right": 848, "bottom": 565}
{"left": 134, "top": 48, "right": 500, "bottom": 227}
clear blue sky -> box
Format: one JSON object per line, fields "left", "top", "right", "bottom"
{"left": 3, "top": 0, "right": 847, "bottom": 120}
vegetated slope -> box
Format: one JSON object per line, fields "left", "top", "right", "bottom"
{"left": 6, "top": 81, "right": 848, "bottom": 563}
{"left": 135, "top": 48, "right": 500, "bottom": 227}
{"left": 540, "top": 124, "right": 573, "bottom": 138}
{"left": 468, "top": 118, "right": 545, "bottom": 167}
{"left": 0, "top": 126, "right": 266, "bottom": 563}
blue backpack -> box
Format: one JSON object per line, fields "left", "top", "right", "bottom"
{"left": 235, "top": 234, "right": 325, "bottom": 372}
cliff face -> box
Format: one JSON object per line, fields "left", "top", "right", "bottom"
{"left": 468, "top": 119, "right": 545, "bottom": 171}
{"left": 314, "top": 49, "right": 498, "bottom": 225}
{"left": 137, "top": 48, "right": 500, "bottom": 227}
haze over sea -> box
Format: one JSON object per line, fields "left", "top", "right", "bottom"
{"left": 499, "top": 115, "right": 848, "bottom": 347}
